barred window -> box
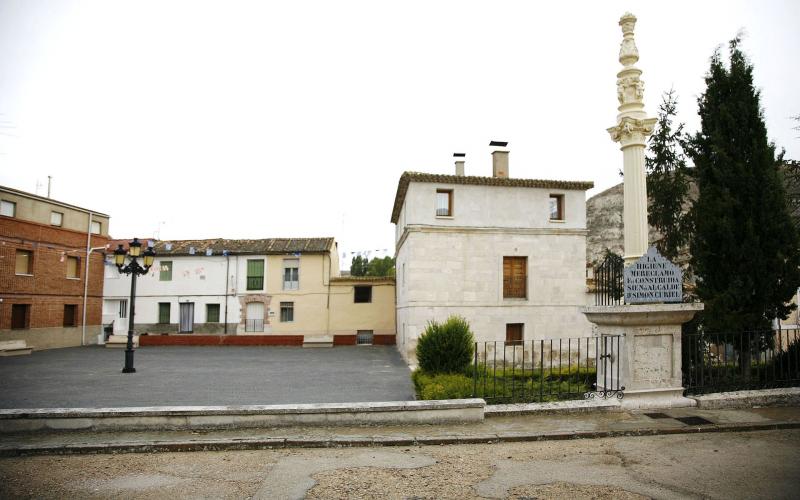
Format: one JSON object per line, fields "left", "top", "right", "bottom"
{"left": 280, "top": 302, "right": 294, "bottom": 322}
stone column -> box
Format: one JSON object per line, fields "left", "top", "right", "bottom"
{"left": 607, "top": 12, "right": 657, "bottom": 266}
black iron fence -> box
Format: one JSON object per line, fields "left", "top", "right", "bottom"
{"left": 683, "top": 328, "right": 800, "bottom": 394}
{"left": 593, "top": 253, "right": 624, "bottom": 306}
{"left": 472, "top": 336, "right": 624, "bottom": 404}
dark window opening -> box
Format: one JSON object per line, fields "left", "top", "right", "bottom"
{"left": 63, "top": 305, "right": 77, "bottom": 327}
{"left": 354, "top": 286, "right": 373, "bottom": 303}
{"left": 11, "top": 304, "right": 30, "bottom": 329}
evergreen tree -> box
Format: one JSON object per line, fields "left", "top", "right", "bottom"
{"left": 646, "top": 89, "right": 691, "bottom": 261}
{"left": 689, "top": 38, "right": 800, "bottom": 333}
{"left": 350, "top": 255, "right": 368, "bottom": 276}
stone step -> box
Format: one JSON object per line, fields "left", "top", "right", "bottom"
{"left": 0, "top": 340, "right": 32, "bottom": 356}
{"left": 105, "top": 335, "right": 139, "bottom": 348}
{"left": 302, "top": 335, "right": 333, "bottom": 348}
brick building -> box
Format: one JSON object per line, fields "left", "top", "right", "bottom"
{"left": 0, "top": 185, "right": 110, "bottom": 349}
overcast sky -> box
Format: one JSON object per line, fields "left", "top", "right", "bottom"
{"left": 1, "top": 1, "right": 798, "bottom": 266}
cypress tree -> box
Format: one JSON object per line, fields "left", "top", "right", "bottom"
{"left": 689, "top": 38, "right": 800, "bottom": 333}
{"left": 646, "top": 89, "right": 691, "bottom": 261}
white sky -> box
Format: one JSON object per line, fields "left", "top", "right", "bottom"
{"left": 1, "top": 1, "right": 798, "bottom": 266}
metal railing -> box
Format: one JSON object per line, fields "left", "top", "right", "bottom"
{"left": 594, "top": 253, "right": 624, "bottom": 306}
{"left": 246, "top": 276, "right": 264, "bottom": 290}
{"left": 245, "top": 319, "right": 264, "bottom": 332}
{"left": 472, "top": 336, "right": 624, "bottom": 404}
{"left": 683, "top": 328, "right": 800, "bottom": 394}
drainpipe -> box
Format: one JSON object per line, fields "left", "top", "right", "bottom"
{"left": 326, "top": 250, "right": 332, "bottom": 336}
{"left": 224, "top": 254, "right": 230, "bottom": 334}
{"left": 81, "top": 213, "right": 93, "bottom": 346}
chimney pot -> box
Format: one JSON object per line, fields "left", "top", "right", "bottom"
{"left": 454, "top": 153, "right": 465, "bottom": 176}
{"left": 490, "top": 141, "right": 509, "bottom": 178}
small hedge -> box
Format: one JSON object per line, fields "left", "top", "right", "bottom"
{"left": 412, "top": 370, "right": 474, "bottom": 400}
{"left": 412, "top": 364, "right": 598, "bottom": 402}
{"left": 415, "top": 315, "right": 475, "bottom": 374}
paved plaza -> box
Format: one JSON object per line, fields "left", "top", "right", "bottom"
{"left": 0, "top": 346, "right": 414, "bottom": 409}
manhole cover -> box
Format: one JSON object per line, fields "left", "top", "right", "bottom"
{"left": 643, "top": 412, "right": 671, "bottom": 419}
{"left": 675, "top": 416, "right": 714, "bottom": 426}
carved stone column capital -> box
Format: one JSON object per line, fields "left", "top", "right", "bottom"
{"left": 607, "top": 117, "right": 658, "bottom": 148}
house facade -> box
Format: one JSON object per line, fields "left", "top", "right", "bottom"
{"left": 0, "top": 185, "right": 110, "bottom": 349}
{"left": 103, "top": 237, "right": 396, "bottom": 343}
{"left": 391, "top": 147, "right": 595, "bottom": 362}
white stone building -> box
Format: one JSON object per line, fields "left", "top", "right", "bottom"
{"left": 391, "top": 145, "right": 595, "bottom": 363}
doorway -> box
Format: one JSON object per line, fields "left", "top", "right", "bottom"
{"left": 179, "top": 302, "right": 195, "bottom": 333}
{"left": 245, "top": 302, "right": 264, "bottom": 332}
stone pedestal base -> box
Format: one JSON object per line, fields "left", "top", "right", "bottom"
{"left": 620, "top": 387, "right": 696, "bottom": 410}
{"left": 581, "top": 303, "right": 704, "bottom": 410}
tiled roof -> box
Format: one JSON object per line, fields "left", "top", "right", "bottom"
{"left": 390, "top": 171, "right": 594, "bottom": 223}
{"left": 141, "top": 237, "right": 334, "bottom": 256}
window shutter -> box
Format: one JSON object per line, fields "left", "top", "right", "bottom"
{"left": 66, "top": 257, "right": 78, "bottom": 278}
{"left": 503, "top": 256, "right": 527, "bottom": 298}
{"left": 247, "top": 259, "right": 264, "bottom": 278}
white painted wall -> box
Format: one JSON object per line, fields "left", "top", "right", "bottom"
{"left": 103, "top": 254, "right": 265, "bottom": 329}
{"left": 395, "top": 183, "right": 587, "bottom": 237}
{"left": 394, "top": 181, "right": 592, "bottom": 363}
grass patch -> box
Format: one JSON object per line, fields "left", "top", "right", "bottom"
{"left": 413, "top": 364, "right": 598, "bottom": 404}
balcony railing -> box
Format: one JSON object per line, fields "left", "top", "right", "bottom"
{"left": 246, "top": 276, "right": 263, "bottom": 290}
{"left": 245, "top": 319, "right": 264, "bottom": 332}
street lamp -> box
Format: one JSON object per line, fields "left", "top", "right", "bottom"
{"left": 114, "top": 238, "right": 155, "bottom": 373}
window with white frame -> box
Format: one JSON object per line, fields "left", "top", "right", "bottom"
{"left": 1, "top": 200, "right": 16, "bottom": 217}
{"left": 50, "top": 211, "right": 63, "bottom": 226}
{"left": 280, "top": 301, "right": 294, "bottom": 322}
{"left": 283, "top": 258, "right": 299, "bottom": 290}
{"left": 90, "top": 220, "right": 101, "bottom": 234}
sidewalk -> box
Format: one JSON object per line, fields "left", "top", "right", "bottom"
{"left": 2, "top": 405, "right": 799, "bottom": 456}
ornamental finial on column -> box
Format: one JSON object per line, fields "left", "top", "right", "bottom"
{"left": 618, "top": 12, "right": 639, "bottom": 67}
{"left": 608, "top": 12, "right": 655, "bottom": 148}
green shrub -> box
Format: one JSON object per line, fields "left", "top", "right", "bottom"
{"left": 412, "top": 369, "right": 474, "bottom": 400}
{"left": 416, "top": 315, "right": 475, "bottom": 374}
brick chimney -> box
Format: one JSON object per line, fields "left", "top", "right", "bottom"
{"left": 454, "top": 153, "right": 465, "bottom": 176}
{"left": 490, "top": 141, "right": 509, "bottom": 178}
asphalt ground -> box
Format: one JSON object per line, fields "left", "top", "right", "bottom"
{"left": 0, "top": 345, "right": 415, "bottom": 409}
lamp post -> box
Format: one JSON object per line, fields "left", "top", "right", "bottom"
{"left": 114, "top": 238, "right": 155, "bottom": 373}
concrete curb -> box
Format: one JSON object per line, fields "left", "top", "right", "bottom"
{"left": 692, "top": 388, "right": 800, "bottom": 409}
{"left": 0, "top": 399, "right": 485, "bottom": 433}
{"left": 485, "top": 398, "right": 622, "bottom": 416}
{"left": 2, "top": 421, "right": 797, "bottom": 457}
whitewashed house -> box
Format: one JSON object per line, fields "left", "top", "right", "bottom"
{"left": 103, "top": 238, "right": 337, "bottom": 336}
{"left": 391, "top": 144, "right": 595, "bottom": 363}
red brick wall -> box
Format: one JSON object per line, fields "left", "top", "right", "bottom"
{"left": 140, "top": 335, "right": 304, "bottom": 346}
{"left": 0, "top": 216, "right": 109, "bottom": 330}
